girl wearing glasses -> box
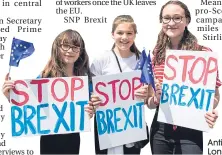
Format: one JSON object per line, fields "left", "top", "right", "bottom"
{"left": 2, "top": 29, "right": 101, "bottom": 154}
{"left": 90, "top": 15, "right": 149, "bottom": 155}
{"left": 143, "top": 1, "right": 221, "bottom": 154}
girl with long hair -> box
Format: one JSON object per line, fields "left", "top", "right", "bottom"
{"left": 2, "top": 29, "right": 101, "bottom": 154}
{"left": 145, "top": 1, "right": 221, "bottom": 154}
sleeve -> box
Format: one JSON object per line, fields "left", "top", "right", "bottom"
{"left": 201, "top": 46, "right": 222, "bottom": 88}
{"left": 90, "top": 56, "right": 103, "bottom": 76}
{"left": 151, "top": 47, "right": 158, "bottom": 70}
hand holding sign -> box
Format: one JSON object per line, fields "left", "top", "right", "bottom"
{"left": 205, "top": 109, "right": 218, "bottom": 128}
{"left": 134, "top": 85, "right": 149, "bottom": 100}
{"left": 90, "top": 93, "right": 102, "bottom": 109}
{"left": 2, "top": 73, "right": 14, "bottom": 101}
{"left": 84, "top": 104, "right": 94, "bottom": 118}
{"left": 85, "top": 93, "right": 102, "bottom": 118}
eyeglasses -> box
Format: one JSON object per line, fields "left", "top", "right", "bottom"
{"left": 60, "top": 44, "right": 81, "bottom": 53}
{"left": 161, "top": 16, "right": 185, "bottom": 24}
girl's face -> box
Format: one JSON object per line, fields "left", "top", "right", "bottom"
{"left": 112, "top": 22, "right": 136, "bottom": 52}
{"left": 59, "top": 43, "right": 80, "bottom": 64}
{"left": 162, "top": 4, "right": 188, "bottom": 40}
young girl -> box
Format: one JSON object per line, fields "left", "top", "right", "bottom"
{"left": 2, "top": 29, "right": 101, "bottom": 154}
{"left": 144, "top": 1, "right": 221, "bottom": 154}
{"left": 90, "top": 15, "right": 149, "bottom": 155}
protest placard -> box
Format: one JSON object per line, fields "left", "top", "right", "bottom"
{"left": 158, "top": 50, "right": 218, "bottom": 132}
{"left": 0, "top": 0, "right": 221, "bottom": 154}
{"left": 93, "top": 71, "right": 147, "bottom": 150}
{"left": 10, "top": 76, "right": 90, "bottom": 137}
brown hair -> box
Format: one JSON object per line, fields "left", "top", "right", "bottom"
{"left": 111, "top": 15, "right": 140, "bottom": 59}
{"left": 41, "top": 29, "right": 91, "bottom": 80}
{"left": 154, "top": 0, "right": 199, "bottom": 65}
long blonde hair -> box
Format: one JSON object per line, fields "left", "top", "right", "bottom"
{"left": 154, "top": 1, "right": 199, "bottom": 65}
